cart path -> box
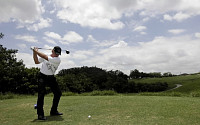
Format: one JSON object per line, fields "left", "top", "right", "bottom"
{"left": 167, "top": 84, "right": 182, "bottom": 91}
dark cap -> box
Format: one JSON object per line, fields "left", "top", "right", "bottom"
{"left": 53, "top": 46, "right": 61, "bottom": 55}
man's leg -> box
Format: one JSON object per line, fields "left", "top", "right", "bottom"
{"left": 49, "top": 76, "right": 62, "bottom": 115}
{"left": 37, "top": 75, "right": 46, "bottom": 119}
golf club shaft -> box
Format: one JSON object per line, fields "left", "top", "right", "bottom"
{"left": 38, "top": 48, "right": 51, "bottom": 50}
{"left": 30, "top": 47, "right": 70, "bottom": 54}
{"left": 38, "top": 48, "right": 69, "bottom": 52}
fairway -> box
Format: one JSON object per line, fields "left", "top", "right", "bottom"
{"left": 1, "top": 96, "right": 200, "bottom": 125}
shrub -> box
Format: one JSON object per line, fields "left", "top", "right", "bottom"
{"left": 81, "top": 90, "right": 118, "bottom": 96}
{"left": 190, "top": 90, "right": 200, "bottom": 97}
{"left": 0, "top": 93, "right": 14, "bottom": 100}
{"left": 62, "top": 92, "right": 78, "bottom": 96}
{"left": 134, "top": 82, "right": 168, "bottom": 92}
{"left": 138, "top": 92, "right": 184, "bottom": 97}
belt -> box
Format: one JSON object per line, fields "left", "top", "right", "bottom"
{"left": 40, "top": 72, "right": 54, "bottom": 78}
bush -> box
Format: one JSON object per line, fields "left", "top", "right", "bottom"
{"left": 0, "top": 93, "right": 15, "bottom": 100}
{"left": 62, "top": 92, "right": 78, "bottom": 96}
{"left": 134, "top": 82, "right": 168, "bottom": 92}
{"left": 190, "top": 90, "right": 200, "bottom": 97}
{"left": 81, "top": 90, "right": 118, "bottom": 96}
{"left": 138, "top": 92, "right": 184, "bottom": 97}
{"left": 53, "top": 90, "right": 118, "bottom": 96}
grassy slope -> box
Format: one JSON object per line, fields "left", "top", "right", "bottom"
{"left": 131, "top": 74, "right": 200, "bottom": 94}
{"left": 1, "top": 96, "right": 200, "bottom": 125}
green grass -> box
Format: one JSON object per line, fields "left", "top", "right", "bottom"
{"left": 1, "top": 96, "right": 200, "bottom": 125}
{"left": 1, "top": 74, "right": 200, "bottom": 124}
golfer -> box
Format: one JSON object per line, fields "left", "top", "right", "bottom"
{"left": 33, "top": 46, "right": 63, "bottom": 120}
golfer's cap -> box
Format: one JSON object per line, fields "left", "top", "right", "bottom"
{"left": 53, "top": 46, "right": 61, "bottom": 55}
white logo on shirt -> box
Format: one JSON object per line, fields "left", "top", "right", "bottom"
{"left": 46, "top": 62, "right": 57, "bottom": 73}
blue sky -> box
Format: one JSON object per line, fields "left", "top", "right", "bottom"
{"left": 1, "top": 0, "right": 200, "bottom": 75}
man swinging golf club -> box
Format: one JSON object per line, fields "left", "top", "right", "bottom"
{"left": 33, "top": 46, "right": 63, "bottom": 120}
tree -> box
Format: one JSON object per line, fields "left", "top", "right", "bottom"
{"left": 163, "top": 72, "right": 173, "bottom": 77}
{"left": 20, "top": 67, "right": 40, "bottom": 94}
{"left": 130, "top": 69, "right": 140, "bottom": 79}
{"left": 0, "top": 32, "right": 4, "bottom": 39}
{"left": 57, "top": 67, "right": 129, "bottom": 93}
{"left": 0, "top": 45, "right": 26, "bottom": 93}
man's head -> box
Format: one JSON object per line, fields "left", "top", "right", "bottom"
{"left": 53, "top": 46, "right": 61, "bottom": 56}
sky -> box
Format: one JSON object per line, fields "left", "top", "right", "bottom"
{"left": 1, "top": 0, "right": 200, "bottom": 75}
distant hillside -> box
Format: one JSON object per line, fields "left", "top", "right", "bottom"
{"left": 130, "top": 73, "right": 200, "bottom": 94}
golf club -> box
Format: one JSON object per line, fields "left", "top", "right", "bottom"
{"left": 30, "top": 47, "right": 70, "bottom": 54}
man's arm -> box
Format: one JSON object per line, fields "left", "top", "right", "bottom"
{"left": 36, "top": 51, "right": 48, "bottom": 61}
{"left": 33, "top": 48, "right": 40, "bottom": 64}
{"left": 33, "top": 47, "right": 48, "bottom": 64}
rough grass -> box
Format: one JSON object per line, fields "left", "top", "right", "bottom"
{"left": 1, "top": 96, "right": 200, "bottom": 125}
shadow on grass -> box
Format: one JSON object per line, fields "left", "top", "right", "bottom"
{"left": 32, "top": 115, "right": 64, "bottom": 122}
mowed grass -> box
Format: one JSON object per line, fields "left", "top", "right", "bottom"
{"left": 1, "top": 96, "right": 200, "bottom": 125}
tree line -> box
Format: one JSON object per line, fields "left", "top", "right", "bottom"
{"left": 0, "top": 40, "right": 169, "bottom": 94}
{"left": 130, "top": 69, "right": 174, "bottom": 79}
{"left": 56, "top": 67, "right": 168, "bottom": 93}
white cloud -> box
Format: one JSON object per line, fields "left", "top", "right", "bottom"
{"left": 15, "top": 35, "right": 38, "bottom": 43}
{"left": 0, "top": 0, "right": 44, "bottom": 23}
{"left": 111, "top": 41, "right": 128, "bottom": 48}
{"left": 43, "top": 37, "right": 57, "bottom": 45}
{"left": 44, "top": 31, "right": 62, "bottom": 40}
{"left": 139, "top": 0, "right": 200, "bottom": 17}
{"left": 164, "top": 12, "right": 191, "bottom": 22}
{"left": 16, "top": 53, "right": 40, "bottom": 68}
{"left": 168, "top": 29, "right": 186, "bottom": 34}
{"left": 163, "top": 12, "right": 194, "bottom": 22}
{"left": 59, "top": 56, "right": 76, "bottom": 72}
{"left": 63, "top": 31, "right": 83, "bottom": 43}
{"left": 51, "top": 0, "right": 200, "bottom": 30}
{"left": 81, "top": 35, "right": 200, "bottom": 74}
{"left": 87, "top": 34, "right": 119, "bottom": 47}
{"left": 163, "top": 14, "right": 173, "bottom": 21}
{"left": 17, "top": 44, "right": 27, "bottom": 50}
{"left": 142, "top": 17, "right": 150, "bottom": 22}
{"left": 44, "top": 31, "right": 83, "bottom": 45}
{"left": 133, "top": 25, "right": 147, "bottom": 35}
{"left": 134, "top": 26, "right": 147, "bottom": 32}
{"left": 54, "top": 0, "right": 125, "bottom": 30}
{"left": 26, "top": 18, "right": 52, "bottom": 31}
{"left": 173, "top": 12, "right": 191, "bottom": 22}
{"left": 195, "top": 32, "right": 200, "bottom": 38}
{"left": 87, "top": 35, "right": 99, "bottom": 44}
{"left": 140, "top": 32, "right": 147, "bottom": 35}
{"left": 72, "top": 50, "right": 94, "bottom": 60}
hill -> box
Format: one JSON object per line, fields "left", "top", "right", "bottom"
{"left": 130, "top": 73, "right": 200, "bottom": 95}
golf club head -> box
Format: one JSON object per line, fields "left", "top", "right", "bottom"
{"left": 66, "top": 50, "right": 70, "bottom": 54}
